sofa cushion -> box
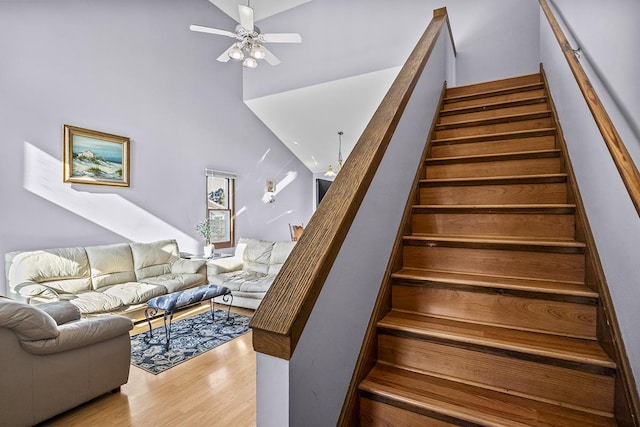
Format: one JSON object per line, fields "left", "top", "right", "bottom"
{"left": 267, "top": 241, "right": 296, "bottom": 275}
{"left": 38, "top": 301, "right": 80, "bottom": 325}
{"left": 209, "top": 270, "right": 272, "bottom": 293}
{"left": 8, "top": 247, "right": 91, "bottom": 294}
{"left": 0, "top": 299, "right": 59, "bottom": 341}
{"left": 85, "top": 243, "right": 136, "bottom": 290}
{"left": 242, "top": 239, "right": 274, "bottom": 275}
{"left": 171, "top": 258, "right": 206, "bottom": 274}
{"left": 101, "top": 282, "right": 167, "bottom": 305}
{"left": 130, "top": 240, "right": 179, "bottom": 280}
{"left": 139, "top": 273, "right": 206, "bottom": 293}
{"left": 68, "top": 292, "right": 126, "bottom": 314}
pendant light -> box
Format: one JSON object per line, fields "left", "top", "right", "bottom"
{"left": 325, "top": 131, "right": 344, "bottom": 177}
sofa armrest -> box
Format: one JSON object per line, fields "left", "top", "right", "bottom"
{"left": 207, "top": 257, "right": 244, "bottom": 275}
{"left": 13, "top": 281, "right": 60, "bottom": 301}
{"left": 38, "top": 301, "right": 80, "bottom": 325}
{"left": 20, "top": 315, "right": 133, "bottom": 355}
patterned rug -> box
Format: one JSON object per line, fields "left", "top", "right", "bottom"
{"left": 130, "top": 309, "right": 250, "bottom": 375}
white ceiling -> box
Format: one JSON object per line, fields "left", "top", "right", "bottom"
{"left": 209, "top": 0, "right": 311, "bottom": 23}
{"left": 245, "top": 67, "right": 401, "bottom": 174}
{"left": 207, "top": 0, "right": 400, "bottom": 175}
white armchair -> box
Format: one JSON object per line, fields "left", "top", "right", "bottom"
{"left": 0, "top": 297, "right": 133, "bottom": 426}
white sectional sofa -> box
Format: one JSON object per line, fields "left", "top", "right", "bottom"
{"left": 208, "top": 237, "right": 296, "bottom": 310}
{"left": 5, "top": 239, "right": 207, "bottom": 315}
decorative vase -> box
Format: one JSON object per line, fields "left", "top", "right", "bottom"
{"left": 203, "top": 244, "right": 214, "bottom": 258}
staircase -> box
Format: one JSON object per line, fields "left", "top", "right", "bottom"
{"left": 358, "top": 73, "right": 619, "bottom": 426}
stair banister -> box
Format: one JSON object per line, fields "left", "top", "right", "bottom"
{"left": 249, "top": 8, "right": 455, "bottom": 361}
{"left": 539, "top": 0, "right": 640, "bottom": 217}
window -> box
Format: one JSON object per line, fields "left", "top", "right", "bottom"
{"left": 205, "top": 169, "right": 236, "bottom": 248}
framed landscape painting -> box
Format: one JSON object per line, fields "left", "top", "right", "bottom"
{"left": 63, "top": 125, "right": 130, "bottom": 187}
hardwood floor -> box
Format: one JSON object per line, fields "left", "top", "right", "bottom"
{"left": 40, "top": 304, "right": 257, "bottom": 427}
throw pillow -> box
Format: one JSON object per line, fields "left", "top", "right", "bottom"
{"left": 171, "top": 258, "right": 206, "bottom": 274}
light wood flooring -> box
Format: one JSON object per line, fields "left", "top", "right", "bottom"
{"left": 40, "top": 304, "right": 257, "bottom": 426}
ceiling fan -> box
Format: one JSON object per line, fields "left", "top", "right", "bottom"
{"left": 190, "top": 3, "right": 302, "bottom": 69}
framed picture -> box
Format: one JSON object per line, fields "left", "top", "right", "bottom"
{"left": 63, "top": 124, "right": 130, "bottom": 187}
{"left": 209, "top": 210, "right": 231, "bottom": 243}
{"left": 207, "top": 176, "right": 229, "bottom": 209}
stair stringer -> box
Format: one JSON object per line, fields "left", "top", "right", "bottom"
{"left": 541, "top": 65, "right": 640, "bottom": 427}
{"left": 337, "top": 82, "right": 448, "bottom": 427}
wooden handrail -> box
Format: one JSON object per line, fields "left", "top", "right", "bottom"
{"left": 540, "top": 0, "right": 640, "bottom": 216}
{"left": 249, "top": 8, "right": 452, "bottom": 360}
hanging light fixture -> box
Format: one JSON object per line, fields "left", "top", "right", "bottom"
{"left": 228, "top": 43, "right": 245, "bottom": 60}
{"left": 325, "top": 131, "right": 344, "bottom": 177}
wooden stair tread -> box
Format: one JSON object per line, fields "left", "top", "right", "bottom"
{"left": 431, "top": 128, "right": 556, "bottom": 145}
{"left": 440, "top": 96, "right": 547, "bottom": 116}
{"left": 403, "top": 234, "right": 585, "bottom": 254}
{"left": 360, "top": 364, "right": 617, "bottom": 426}
{"left": 379, "top": 310, "right": 613, "bottom": 368}
{"left": 421, "top": 173, "right": 567, "bottom": 186}
{"left": 444, "top": 82, "right": 545, "bottom": 103}
{"left": 435, "top": 111, "right": 552, "bottom": 130}
{"left": 412, "top": 203, "right": 575, "bottom": 214}
{"left": 445, "top": 73, "right": 542, "bottom": 97}
{"left": 391, "top": 268, "right": 595, "bottom": 297}
{"left": 425, "top": 149, "right": 561, "bottom": 165}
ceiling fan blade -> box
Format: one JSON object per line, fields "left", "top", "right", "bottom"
{"left": 190, "top": 25, "right": 237, "bottom": 38}
{"left": 216, "top": 45, "right": 235, "bottom": 62}
{"left": 262, "top": 33, "right": 302, "bottom": 43}
{"left": 238, "top": 5, "right": 254, "bottom": 31}
{"left": 263, "top": 47, "right": 281, "bottom": 66}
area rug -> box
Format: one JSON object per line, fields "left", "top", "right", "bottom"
{"left": 130, "top": 309, "right": 250, "bottom": 375}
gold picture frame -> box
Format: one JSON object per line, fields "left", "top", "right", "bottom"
{"left": 63, "top": 124, "right": 130, "bottom": 187}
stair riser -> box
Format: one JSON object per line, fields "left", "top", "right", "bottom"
{"left": 426, "top": 157, "right": 562, "bottom": 179}
{"left": 420, "top": 182, "right": 567, "bottom": 205}
{"left": 431, "top": 135, "right": 556, "bottom": 158}
{"left": 378, "top": 335, "right": 614, "bottom": 413}
{"left": 392, "top": 284, "right": 595, "bottom": 337}
{"left": 446, "top": 74, "right": 543, "bottom": 98}
{"left": 443, "top": 89, "right": 546, "bottom": 110}
{"left": 412, "top": 212, "right": 575, "bottom": 240}
{"left": 435, "top": 117, "right": 554, "bottom": 140}
{"left": 403, "top": 245, "right": 584, "bottom": 282}
{"left": 360, "top": 397, "right": 457, "bottom": 427}
{"left": 440, "top": 102, "right": 548, "bottom": 124}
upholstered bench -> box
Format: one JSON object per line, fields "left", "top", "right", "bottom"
{"left": 144, "top": 284, "right": 233, "bottom": 349}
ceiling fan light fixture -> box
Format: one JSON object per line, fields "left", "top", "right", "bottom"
{"left": 242, "top": 56, "right": 258, "bottom": 68}
{"left": 228, "top": 43, "right": 245, "bottom": 60}
{"left": 250, "top": 44, "right": 266, "bottom": 60}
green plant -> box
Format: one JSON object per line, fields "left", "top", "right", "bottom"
{"left": 196, "top": 218, "right": 212, "bottom": 244}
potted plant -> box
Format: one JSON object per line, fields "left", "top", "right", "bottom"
{"left": 196, "top": 218, "right": 215, "bottom": 257}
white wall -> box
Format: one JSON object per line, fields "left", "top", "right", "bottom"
{"left": 279, "top": 24, "right": 451, "bottom": 426}
{"left": 539, "top": 1, "right": 640, "bottom": 396}
{"left": 0, "top": 0, "right": 313, "bottom": 295}
{"left": 243, "top": 0, "right": 541, "bottom": 100}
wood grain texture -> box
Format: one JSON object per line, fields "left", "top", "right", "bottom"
{"left": 420, "top": 180, "right": 568, "bottom": 205}
{"left": 445, "top": 73, "right": 542, "bottom": 98}
{"left": 360, "top": 397, "right": 457, "bottom": 427}
{"left": 378, "top": 334, "right": 614, "bottom": 413}
{"left": 439, "top": 98, "right": 548, "bottom": 123}
{"left": 360, "top": 364, "right": 617, "bottom": 426}
{"left": 412, "top": 206, "right": 575, "bottom": 239}
{"left": 392, "top": 284, "right": 596, "bottom": 338}
{"left": 539, "top": 0, "right": 640, "bottom": 216}
{"left": 434, "top": 137, "right": 556, "bottom": 159}
{"left": 250, "top": 8, "right": 450, "bottom": 360}
{"left": 541, "top": 64, "right": 640, "bottom": 425}
{"left": 443, "top": 87, "right": 546, "bottom": 110}
{"left": 379, "top": 310, "right": 613, "bottom": 367}
{"left": 337, "top": 83, "right": 448, "bottom": 426}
